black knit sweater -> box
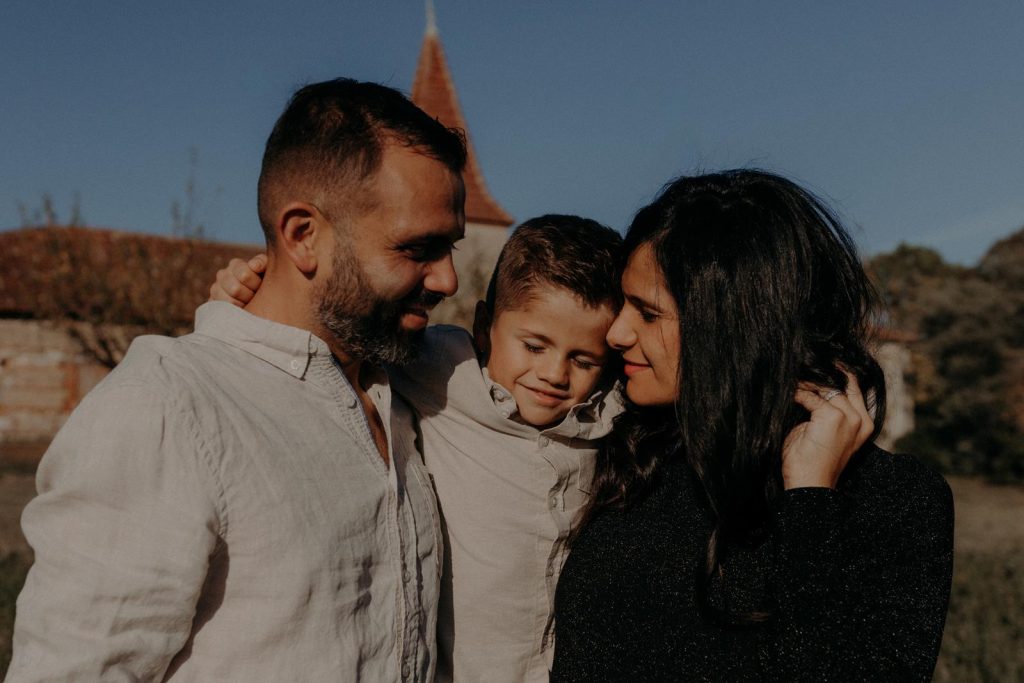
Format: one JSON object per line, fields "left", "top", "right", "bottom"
{"left": 551, "top": 446, "right": 954, "bottom": 682}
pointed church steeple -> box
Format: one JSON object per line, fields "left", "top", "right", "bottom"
{"left": 412, "top": 4, "right": 513, "bottom": 227}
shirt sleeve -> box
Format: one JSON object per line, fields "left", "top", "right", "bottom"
{"left": 766, "top": 466, "right": 955, "bottom": 682}
{"left": 7, "top": 381, "right": 223, "bottom": 681}
{"left": 389, "top": 325, "right": 476, "bottom": 415}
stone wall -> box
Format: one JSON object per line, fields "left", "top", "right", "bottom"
{"left": 875, "top": 341, "right": 914, "bottom": 450}
{"left": 0, "top": 319, "right": 109, "bottom": 451}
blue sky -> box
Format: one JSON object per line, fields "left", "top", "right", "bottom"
{"left": 3, "top": 1, "right": 1023, "bottom": 264}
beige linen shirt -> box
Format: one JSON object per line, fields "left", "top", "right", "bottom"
{"left": 390, "top": 326, "right": 623, "bottom": 683}
{"left": 9, "top": 302, "right": 441, "bottom": 682}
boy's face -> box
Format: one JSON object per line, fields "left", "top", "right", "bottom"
{"left": 478, "top": 285, "right": 616, "bottom": 428}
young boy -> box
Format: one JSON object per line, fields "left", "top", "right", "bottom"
{"left": 212, "top": 215, "right": 624, "bottom": 682}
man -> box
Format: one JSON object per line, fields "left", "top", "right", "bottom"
{"left": 8, "top": 78, "right": 466, "bottom": 681}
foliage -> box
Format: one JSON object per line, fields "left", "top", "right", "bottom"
{"left": 0, "top": 227, "right": 258, "bottom": 368}
{"left": 868, "top": 231, "right": 1024, "bottom": 483}
{"left": 33, "top": 230, "right": 203, "bottom": 367}
{"left": 17, "top": 193, "right": 83, "bottom": 227}
{"left": 171, "top": 147, "right": 221, "bottom": 239}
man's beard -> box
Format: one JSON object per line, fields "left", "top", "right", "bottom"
{"left": 314, "top": 242, "right": 444, "bottom": 367}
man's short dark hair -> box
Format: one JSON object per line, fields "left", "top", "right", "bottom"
{"left": 485, "top": 215, "right": 624, "bottom": 315}
{"left": 257, "top": 78, "right": 467, "bottom": 243}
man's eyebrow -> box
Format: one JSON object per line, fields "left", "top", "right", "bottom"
{"left": 399, "top": 224, "right": 464, "bottom": 242}
{"left": 396, "top": 231, "right": 462, "bottom": 248}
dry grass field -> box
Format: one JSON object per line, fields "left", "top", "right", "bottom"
{"left": 1, "top": 461, "right": 1022, "bottom": 679}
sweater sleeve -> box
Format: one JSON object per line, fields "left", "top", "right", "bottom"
{"left": 765, "top": 461, "right": 954, "bottom": 682}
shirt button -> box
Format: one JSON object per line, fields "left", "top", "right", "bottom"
{"left": 401, "top": 663, "right": 411, "bottom": 679}
{"left": 289, "top": 359, "right": 301, "bottom": 371}
{"left": 538, "top": 436, "right": 550, "bottom": 447}
{"left": 347, "top": 396, "right": 357, "bottom": 409}
{"left": 549, "top": 495, "right": 558, "bottom": 509}
{"left": 403, "top": 567, "right": 411, "bottom": 583}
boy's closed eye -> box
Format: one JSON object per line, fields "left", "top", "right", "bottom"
{"left": 572, "top": 356, "right": 602, "bottom": 371}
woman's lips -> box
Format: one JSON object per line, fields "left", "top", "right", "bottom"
{"left": 623, "top": 362, "right": 650, "bottom": 377}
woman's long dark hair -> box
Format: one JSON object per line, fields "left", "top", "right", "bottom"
{"left": 579, "top": 169, "right": 887, "bottom": 623}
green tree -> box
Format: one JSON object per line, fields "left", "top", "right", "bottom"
{"left": 869, "top": 235, "right": 1024, "bottom": 482}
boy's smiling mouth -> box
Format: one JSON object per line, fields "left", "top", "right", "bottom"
{"left": 521, "top": 385, "right": 570, "bottom": 406}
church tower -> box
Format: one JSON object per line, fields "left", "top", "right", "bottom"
{"left": 411, "top": 2, "right": 513, "bottom": 326}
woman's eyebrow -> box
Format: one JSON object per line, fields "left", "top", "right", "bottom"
{"left": 625, "top": 293, "right": 662, "bottom": 312}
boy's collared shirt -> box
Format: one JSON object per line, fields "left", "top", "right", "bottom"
{"left": 391, "top": 325, "right": 624, "bottom": 683}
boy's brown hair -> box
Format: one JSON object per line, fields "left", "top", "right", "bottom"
{"left": 484, "top": 215, "right": 624, "bottom": 315}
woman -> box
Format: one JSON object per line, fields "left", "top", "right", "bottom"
{"left": 551, "top": 170, "right": 954, "bottom": 681}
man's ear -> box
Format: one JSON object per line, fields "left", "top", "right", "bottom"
{"left": 472, "top": 300, "right": 492, "bottom": 360}
{"left": 276, "top": 202, "right": 326, "bottom": 275}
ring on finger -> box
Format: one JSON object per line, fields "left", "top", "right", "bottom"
{"left": 821, "top": 389, "right": 843, "bottom": 402}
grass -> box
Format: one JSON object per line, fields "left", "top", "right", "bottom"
{"left": 934, "top": 548, "right": 1024, "bottom": 681}
{"left": 0, "top": 553, "right": 31, "bottom": 677}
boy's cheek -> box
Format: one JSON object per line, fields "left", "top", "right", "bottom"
{"left": 574, "top": 371, "right": 605, "bottom": 401}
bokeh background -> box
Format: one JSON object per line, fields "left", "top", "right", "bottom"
{"left": 2, "top": 2, "right": 1022, "bottom": 679}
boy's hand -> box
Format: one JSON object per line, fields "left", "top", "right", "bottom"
{"left": 782, "top": 372, "right": 874, "bottom": 489}
{"left": 209, "top": 254, "right": 267, "bottom": 307}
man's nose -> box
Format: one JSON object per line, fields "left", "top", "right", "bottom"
{"left": 424, "top": 252, "right": 458, "bottom": 298}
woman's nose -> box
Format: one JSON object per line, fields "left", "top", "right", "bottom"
{"left": 605, "top": 310, "right": 636, "bottom": 350}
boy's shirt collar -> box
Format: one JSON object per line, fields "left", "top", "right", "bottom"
{"left": 480, "top": 365, "right": 624, "bottom": 440}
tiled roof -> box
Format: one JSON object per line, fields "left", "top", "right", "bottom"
{"left": 411, "top": 24, "right": 513, "bottom": 227}
{"left": 0, "top": 226, "right": 260, "bottom": 327}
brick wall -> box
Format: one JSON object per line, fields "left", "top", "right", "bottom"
{"left": 0, "top": 319, "right": 109, "bottom": 449}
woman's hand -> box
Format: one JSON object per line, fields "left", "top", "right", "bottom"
{"left": 782, "top": 373, "right": 875, "bottom": 489}
{"left": 209, "top": 254, "right": 267, "bottom": 307}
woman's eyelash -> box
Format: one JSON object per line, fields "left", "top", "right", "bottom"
{"left": 640, "top": 310, "right": 659, "bottom": 322}
{"left": 524, "top": 343, "right": 543, "bottom": 353}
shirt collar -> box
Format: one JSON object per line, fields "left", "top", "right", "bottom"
{"left": 481, "top": 366, "right": 519, "bottom": 420}
{"left": 479, "top": 365, "right": 623, "bottom": 438}
{"left": 193, "top": 301, "right": 330, "bottom": 379}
